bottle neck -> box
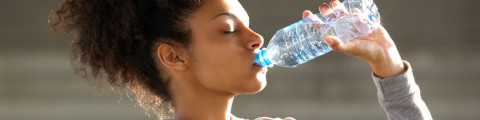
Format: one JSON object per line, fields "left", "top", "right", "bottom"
{"left": 254, "top": 49, "right": 272, "bottom": 68}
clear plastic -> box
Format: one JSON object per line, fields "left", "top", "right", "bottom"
{"left": 255, "top": 0, "right": 381, "bottom": 68}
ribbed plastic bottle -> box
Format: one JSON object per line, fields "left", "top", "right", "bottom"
{"left": 254, "top": 0, "right": 381, "bottom": 68}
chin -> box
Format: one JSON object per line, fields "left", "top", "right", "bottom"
{"left": 250, "top": 82, "right": 266, "bottom": 94}
{"left": 254, "top": 72, "right": 267, "bottom": 93}
{"left": 239, "top": 72, "right": 267, "bottom": 94}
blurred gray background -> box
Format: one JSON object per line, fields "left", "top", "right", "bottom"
{"left": 1, "top": 0, "right": 479, "bottom": 120}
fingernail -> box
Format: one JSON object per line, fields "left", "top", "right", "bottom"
{"left": 331, "top": 0, "right": 340, "bottom": 5}
{"left": 320, "top": 3, "right": 329, "bottom": 12}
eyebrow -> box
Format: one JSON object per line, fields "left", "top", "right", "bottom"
{"left": 211, "top": 12, "right": 238, "bottom": 20}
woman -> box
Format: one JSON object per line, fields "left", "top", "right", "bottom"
{"left": 51, "top": 0, "right": 432, "bottom": 119}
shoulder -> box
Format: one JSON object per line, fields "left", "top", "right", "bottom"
{"left": 232, "top": 114, "right": 295, "bottom": 120}
{"left": 254, "top": 117, "right": 296, "bottom": 120}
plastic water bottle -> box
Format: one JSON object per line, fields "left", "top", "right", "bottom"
{"left": 255, "top": 0, "right": 381, "bottom": 68}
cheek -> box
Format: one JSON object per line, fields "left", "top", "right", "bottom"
{"left": 188, "top": 39, "right": 230, "bottom": 79}
{"left": 190, "top": 43, "right": 242, "bottom": 81}
{"left": 190, "top": 34, "right": 244, "bottom": 74}
{"left": 187, "top": 31, "right": 263, "bottom": 93}
{"left": 191, "top": 49, "right": 264, "bottom": 94}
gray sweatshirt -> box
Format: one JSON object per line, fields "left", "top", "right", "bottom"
{"left": 371, "top": 61, "right": 432, "bottom": 120}
{"left": 254, "top": 61, "right": 433, "bottom": 120}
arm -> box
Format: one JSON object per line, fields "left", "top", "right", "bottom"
{"left": 372, "top": 61, "right": 432, "bottom": 120}
{"left": 304, "top": 0, "right": 433, "bottom": 119}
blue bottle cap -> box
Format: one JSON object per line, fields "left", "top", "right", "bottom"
{"left": 254, "top": 49, "right": 272, "bottom": 68}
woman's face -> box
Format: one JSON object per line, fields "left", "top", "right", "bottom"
{"left": 186, "top": 0, "right": 267, "bottom": 94}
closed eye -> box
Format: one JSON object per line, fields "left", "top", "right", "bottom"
{"left": 224, "top": 30, "right": 236, "bottom": 34}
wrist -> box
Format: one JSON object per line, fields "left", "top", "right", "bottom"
{"left": 368, "top": 48, "right": 405, "bottom": 78}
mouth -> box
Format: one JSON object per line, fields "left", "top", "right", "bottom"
{"left": 253, "top": 63, "right": 262, "bottom": 68}
{"left": 253, "top": 62, "right": 267, "bottom": 74}
{"left": 252, "top": 50, "right": 267, "bottom": 73}
{"left": 253, "top": 49, "right": 262, "bottom": 68}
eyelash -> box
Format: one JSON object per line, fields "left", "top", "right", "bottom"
{"left": 224, "top": 30, "right": 236, "bottom": 34}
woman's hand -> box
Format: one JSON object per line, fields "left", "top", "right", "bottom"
{"left": 303, "top": 0, "right": 405, "bottom": 78}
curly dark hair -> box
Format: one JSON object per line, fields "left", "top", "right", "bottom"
{"left": 50, "top": 0, "right": 202, "bottom": 118}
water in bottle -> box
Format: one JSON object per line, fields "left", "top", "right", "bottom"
{"left": 255, "top": 0, "right": 381, "bottom": 68}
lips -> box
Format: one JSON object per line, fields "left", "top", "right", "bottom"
{"left": 253, "top": 49, "right": 262, "bottom": 68}
{"left": 252, "top": 50, "right": 267, "bottom": 71}
{"left": 253, "top": 63, "right": 262, "bottom": 68}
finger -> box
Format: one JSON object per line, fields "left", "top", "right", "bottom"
{"left": 349, "top": 8, "right": 378, "bottom": 36}
{"left": 325, "top": 36, "right": 360, "bottom": 56}
{"left": 302, "top": 10, "right": 323, "bottom": 23}
{"left": 302, "top": 10, "right": 313, "bottom": 19}
{"left": 351, "top": 8, "right": 371, "bottom": 34}
{"left": 351, "top": 7, "right": 362, "bottom": 16}
{"left": 319, "top": 3, "right": 338, "bottom": 22}
{"left": 330, "top": 0, "right": 341, "bottom": 8}
{"left": 319, "top": 3, "right": 332, "bottom": 16}
{"left": 352, "top": 8, "right": 368, "bottom": 21}
{"left": 302, "top": 10, "right": 325, "bottom": 30}
{"left": 330, "top": 0, "right": 350, "bottom": 16}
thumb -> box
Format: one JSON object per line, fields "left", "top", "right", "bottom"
{"left": 324, "top": 36, "right": 344, "bottom": 52}
{"left": 325, "top": 36, "right": 361, "bottom": 56}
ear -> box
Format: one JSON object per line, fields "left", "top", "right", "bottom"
{"left": 156, "top": 44, "right": 189, "bottom": 71}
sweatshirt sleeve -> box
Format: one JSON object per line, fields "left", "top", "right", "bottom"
{"left": 372, "top": 61, "right": 433, "bottom": 120}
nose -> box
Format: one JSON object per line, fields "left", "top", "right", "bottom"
{"left": 246, "top": 29, "right": 264, "bottom": 51}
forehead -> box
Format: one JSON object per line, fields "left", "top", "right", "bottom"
{"left": 191, "top": 0, "right": 249, "bottom": 22}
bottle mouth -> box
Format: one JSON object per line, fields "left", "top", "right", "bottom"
{"left": 254, "top": 49, "right": 272, "bottom": 68}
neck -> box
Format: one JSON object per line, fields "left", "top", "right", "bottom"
{"left": 170, "top": 78, "right": 236, "bottom": 120}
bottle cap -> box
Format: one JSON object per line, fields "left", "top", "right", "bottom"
{"left": 254, "top": 49, "right": 272, "bottom": 68}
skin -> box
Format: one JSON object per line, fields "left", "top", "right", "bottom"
{"left": 311, "top": 0, "right": 405, "bottom": 78}
{"left": 157, "top": 0, "right": 405, "bottom": 119}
